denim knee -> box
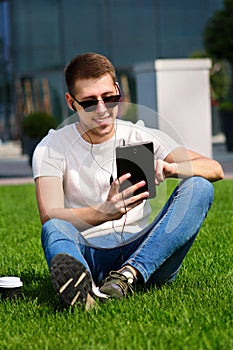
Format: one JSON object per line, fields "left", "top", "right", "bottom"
{"left": 41, "top": 218, "right": 78, "bottom": 250}
{"left": 191, "top": 176, "right": 214, "bottom": 207}
{"left": 41, "top": 218, "right": 85, "bottom": 268}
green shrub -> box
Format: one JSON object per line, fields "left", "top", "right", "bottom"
{"left": 218, "top": 100, "right": 233, "bottom": 111}
{"left": 22, "top": 111, "right": 57, "bottom": 138}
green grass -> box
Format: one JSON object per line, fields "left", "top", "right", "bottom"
{"left": 0, "top": 180, "right": 232, "bottom": 350}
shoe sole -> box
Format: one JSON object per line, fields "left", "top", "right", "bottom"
{"left": 50, "top": 253, "right": 95, "bottom": 310}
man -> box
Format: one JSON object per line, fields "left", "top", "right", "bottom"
{"left": 33, "top": 52, "right": 224, "bottom": 310}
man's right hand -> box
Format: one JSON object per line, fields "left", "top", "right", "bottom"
{"left": 99, "top": 173, "right": 149, "bottom": 221}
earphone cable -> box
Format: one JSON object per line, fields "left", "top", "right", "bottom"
{"left": 79, "top": 120, "right": 127, "bottom": 255}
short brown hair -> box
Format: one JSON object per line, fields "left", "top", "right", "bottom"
{"left": 65, "top": 52, "right": 116, "bottom": 94}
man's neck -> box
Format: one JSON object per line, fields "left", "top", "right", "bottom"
{"left": 76, "top": 121, "right": 115, "bottom": 144}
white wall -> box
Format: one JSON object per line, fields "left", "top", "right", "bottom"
{"left": 134, "top": 58, "right": 212, "bottom": 158}
{"left": 155, "top": 58, "right": 212, "bottom": 157}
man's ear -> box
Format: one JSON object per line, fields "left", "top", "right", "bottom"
{"left": 65, "top": 92, "right": 76, "bottom": 111}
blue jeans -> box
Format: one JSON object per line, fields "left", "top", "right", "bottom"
{"left": 41, "top": 177, "right": 214, "bottom": 286}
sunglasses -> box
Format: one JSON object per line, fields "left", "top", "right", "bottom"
{"left": 71, "top": 93, "right": 121, "bottom": 112}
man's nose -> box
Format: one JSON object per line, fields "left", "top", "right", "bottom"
{"left": 95, "top": 100, "right": 107, "bottom": 114}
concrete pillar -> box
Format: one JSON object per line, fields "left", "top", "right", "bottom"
{"left": 155, "top": 58, "right": 212, "bottom": 157}
{"left": 134, "top": 58, "right": 212, "bottom": 157}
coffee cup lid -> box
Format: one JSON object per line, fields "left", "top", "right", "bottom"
{"left": 0, "top": 276, "right": 23, "bottom": 288}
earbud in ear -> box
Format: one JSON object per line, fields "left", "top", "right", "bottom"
{"left": 71, "top": 102, "right": 76, "bottom": 111}
{"left": 115, "top": 81, "right": 121, "bottom": 96}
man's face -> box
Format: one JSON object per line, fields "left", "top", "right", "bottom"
{"left": 67, "top": 74, "right": 119, "bottom": 144}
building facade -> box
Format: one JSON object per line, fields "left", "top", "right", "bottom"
{"left": 0, "top": 0, "right": 223, "bottom": 139}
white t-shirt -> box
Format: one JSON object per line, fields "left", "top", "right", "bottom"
{"left": 33, "top": 119, "right": 179, "bottom": 240}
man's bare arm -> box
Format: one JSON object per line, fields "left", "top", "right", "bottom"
{"left": 154, "top": 147, "right": 224, "bottom": 184}
{"left": 35, "top": 174, "right": 149, "bottom": 230}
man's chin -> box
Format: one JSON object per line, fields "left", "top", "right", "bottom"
{"left": 92, "top": 123, "right": 115, "bottom": 140}
{"left": 95, "top": 125, "right": 113, "bottom": 135}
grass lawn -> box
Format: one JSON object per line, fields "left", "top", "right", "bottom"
{"left": 0, "top": 179, "right": 232, "bottom": 350}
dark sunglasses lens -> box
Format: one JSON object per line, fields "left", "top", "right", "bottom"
{"left": 104, "top": 95, "right": 121, "bottom": 108}
{"left": 82, "top": 95, "right": 121, "bottom": 111}
{"left": 82, "top": 100, "right": 98, "bottom": 112}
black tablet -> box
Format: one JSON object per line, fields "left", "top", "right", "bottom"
{"left": 116, "top": 141, "right": 156, "bottom": 198}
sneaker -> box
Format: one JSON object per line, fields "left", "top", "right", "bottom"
{"left": 100, "top": 271, "right": 134, "bottom": 299}
{"left": 50, "top": 253, "right": 108, "bottom": 310}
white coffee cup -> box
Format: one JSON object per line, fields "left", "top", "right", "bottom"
{"left": 0, "top": 276, "right": 23, "bottom": 299}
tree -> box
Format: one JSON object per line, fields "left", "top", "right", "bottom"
{"left": 204, "top": 0, "right": 233, "bottom": 100}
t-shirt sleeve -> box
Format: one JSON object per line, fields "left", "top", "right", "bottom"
{"left": 149, "top": 128, "right": 180, "bottom": 160}
{"left": 130, "top": 120, "right": 181, "bottom": 160}
{"left": 32, "top": 130, "right": 65, "bottom": 180}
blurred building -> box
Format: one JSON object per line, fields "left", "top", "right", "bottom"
{"left": 0, "top": 0, "right": 223, "bottom": 140}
